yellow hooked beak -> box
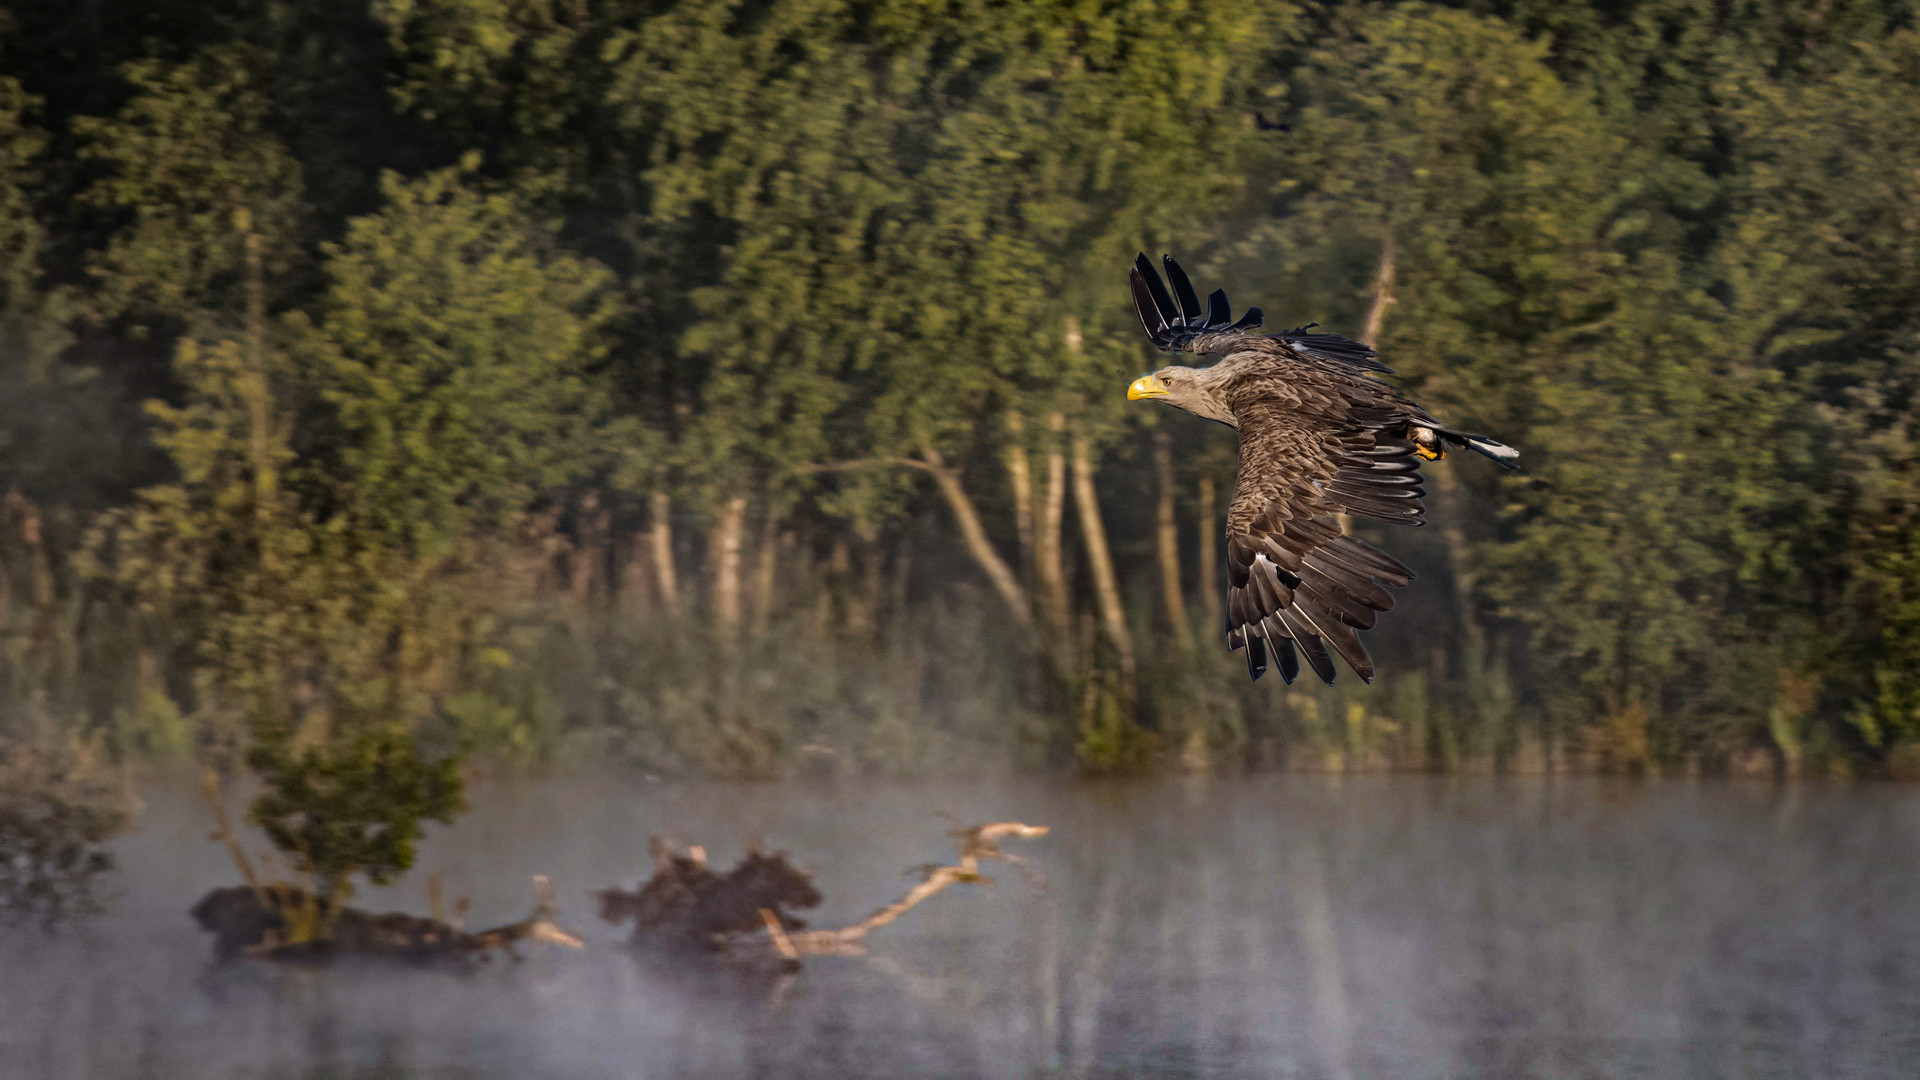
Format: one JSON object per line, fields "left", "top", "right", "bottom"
{"left": 1127, "top": 375, "right": 1167, "bottom": 401}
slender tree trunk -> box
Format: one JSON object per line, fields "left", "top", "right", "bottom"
{"left": 1360, "top": 228, "right": 1396, "bottom": 350}
{"left": 1005, "top": 411, "right": 1036, "bottom": 577}
{"left": 648, "top": 489, "right": 681, "bottom": 617}
{"left": 1341, "top": 228, "right": 1399, "bottom": 540}
{"left": 855, "top": 543, "right": 885, "bottom": 636}
{"left": 920, "top": 447, "right": 1034, "bottom": 631}
{"left": 571, "top": 490, "right": 607, "bottom": 608}
{"left": 749, "top": 512, "right": 782, "bottom": 639}
{"left": 711, "top": 496, "right": 748, "bottom": 641}
{"left": 618, "top": 534, "right": 654, "bottom": 618}
{"left": 1360, "top": 226, "right": 1484, "bottom": 664}
{"left": 1071, "top": 432, "right": 1136, "bottom": 687}
{"left": 816, "top": 538, "right": 850, "bottom": 635}
{"left": 236, "top": 208, "right": 279, "bottom": 573}
{"left": 1430, "top": 468, "right": 1485, "bottom": 660}
{"left": 1037, "top": 411, "right": 1070, "bottom": 631}
{"left": 1153, "top": 432, "right": 1193, "bottom": 651}
{"left": 887, "top": 540, "right": 912, "bottom": 625}
{"left": 1196, "top": 472, "right": 1220, "bottom": 636}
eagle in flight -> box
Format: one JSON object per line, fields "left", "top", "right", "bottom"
{"left": 1126, "top": 254, "right": 1518, "bottom": 684}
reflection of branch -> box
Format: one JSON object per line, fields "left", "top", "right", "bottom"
{"left": 759, "top": 821, "right": 1048, "bottom": 961}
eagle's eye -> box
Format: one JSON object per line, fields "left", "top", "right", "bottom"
{"left": 1160, "top": 376, "right": 1173, "bottom": 387}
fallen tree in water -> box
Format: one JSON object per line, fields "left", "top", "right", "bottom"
{"left": 194, "top": 768, "right": 581, "bottom": 963}
{"left": 192, "top": 875, "right": 583, "bottom": 962}
{"left": 598, "top": 819, "right": 1048, "bottom": 968}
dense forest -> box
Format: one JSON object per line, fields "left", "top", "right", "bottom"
{"left": 3, "top": 0, "right": 1920, "bottom": 782}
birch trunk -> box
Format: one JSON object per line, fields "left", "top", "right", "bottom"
{"left": 749, "top": 513, "right": 782, "bottom": 638}
{"left": 1005, "top": 411, "right": 1036, "bottom": 576}
{"left": 1360, "top": 227, "right": 1483, "bottom": 656}
{"left": 1036, "top": 411, "right": 1070, "bottom": 632}
{"left": 648, "top": 489, "right": 681, "bottom": 617}
{"left": 1071, "top": 432, "right": 1136, "bottom": 686}
{"left": 1344, "top": 229, "right": 1399, "bottom": 539}
{"left": 1153, "top": 432, "right": 1193, "bottom": 650}
{"left": 1360, "top": 228, "right": 1396, "bottom": 350}
{"left": 920, "top": 447, "right": 1033, "bottom": 631}
{"left": 618, "top": 534, "right": 654, "bottom": 618}
{"left": 711, "top": 495, "right": 748, "bottom": 641}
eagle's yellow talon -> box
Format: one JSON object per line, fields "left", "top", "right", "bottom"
{"left": 1415, "top": 445, "right": 1445, "bottom": 462}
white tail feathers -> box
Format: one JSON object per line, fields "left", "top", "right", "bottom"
{"left": 1465, "top": 436, "right": 1520, "bottom": 466}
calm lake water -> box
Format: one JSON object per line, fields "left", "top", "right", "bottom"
{"left": 3, "top": 773, "right": 1918, "bottom": 1079}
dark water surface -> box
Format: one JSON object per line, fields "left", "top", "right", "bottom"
{"left": 3, "top": 774, "right": 1918, "bottom": 1079}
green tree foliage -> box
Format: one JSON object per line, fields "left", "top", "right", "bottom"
{"left": 73, "top": 46, "right": 306, "bottom": 328}
{"left": 247, "top": 726, "right": 464, "bottom": 936}
{"left": 1711, "top": 28, "right": 1920, "bottom": 765}
{"left": 294, "top": 162, "right": 614, "bottom": 556}
{"left": 97, "top": 161, "right": 611, "bottom": 731}
{"left": 526, "top": 0, "right": 1293, "bottom": 533}
{"left": 0, "top": 76, "right": 67, "bottom": 377}
{"left": 84, "top": 156, "right": 611, "bottom": 919}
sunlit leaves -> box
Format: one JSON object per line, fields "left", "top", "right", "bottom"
{"left": 294, "top": 163, "right": 615, "bottom": 557}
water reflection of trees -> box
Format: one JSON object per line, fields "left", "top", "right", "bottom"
{"left": 0, "top": 735, "right": 132, "bottom": 928}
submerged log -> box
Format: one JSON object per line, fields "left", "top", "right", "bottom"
{"left": 191, "top": 875, "right": 583, "bottom": 963}
{"left": 600, "top": 821, "right": 1047, "bottom": 968}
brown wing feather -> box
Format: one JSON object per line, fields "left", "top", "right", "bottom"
{"left": 1220, "top": 366, "right": 1425, "bottom": 684}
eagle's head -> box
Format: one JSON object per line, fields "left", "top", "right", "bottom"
{"left": 1127, "top": 365, "right": 1236, "bottom": 427}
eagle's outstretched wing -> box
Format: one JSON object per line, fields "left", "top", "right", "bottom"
{"left": 1223, "top": 390, "right": 1427, "bottom": 684}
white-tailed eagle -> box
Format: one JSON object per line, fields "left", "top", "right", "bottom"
{"left": 1126, "top": 254, "right": 1518, "bottom": 684}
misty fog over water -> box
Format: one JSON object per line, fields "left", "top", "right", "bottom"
{"left": 3, "top": 774, "right": 1917, "bottom": 1079}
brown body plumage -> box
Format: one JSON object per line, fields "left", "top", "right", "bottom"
{"left": 1126, "top": 254, "right": 1518, "bottom": 684}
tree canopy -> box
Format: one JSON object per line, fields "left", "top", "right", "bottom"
{"left": 4, "top": 0, "right": 1920, "bottom": 778}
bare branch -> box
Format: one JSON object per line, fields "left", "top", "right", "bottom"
{"left": 771, "top": 820, "right": 1048, "bottom": 959}
{"left": 795, "top": 454, "right": 1033, "bottom": 629}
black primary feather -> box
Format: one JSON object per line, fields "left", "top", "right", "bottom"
{"left": 1130, "top": 270, "right": 1173, "bottom": 349}
{"left": 1131, "top": 254, "right": 1264, "bottom": 353}
{"left": 1162, "top": 254, "right": 1204, "bottom": 324}
{"left": 1133, "top": 254, "right": 1179, "bottom": 332}
{"left": 1273, "top": 637, "right": 1300, "bottom": 684}
{"left": 1205, "top": 288, "right": 1230, "bottom": 327}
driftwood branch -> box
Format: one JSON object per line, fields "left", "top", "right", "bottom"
{"left": 754, "top": 820, "right": 1048, "bottom": 962}
{"left": 603, "top": 820, "right": 1046, "bottom": 968}
{"left": 200, "top": 767, "right": 267, "bottom": 906}
{"left": 465, "top": 875, "right": 586, "bottom": 952}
